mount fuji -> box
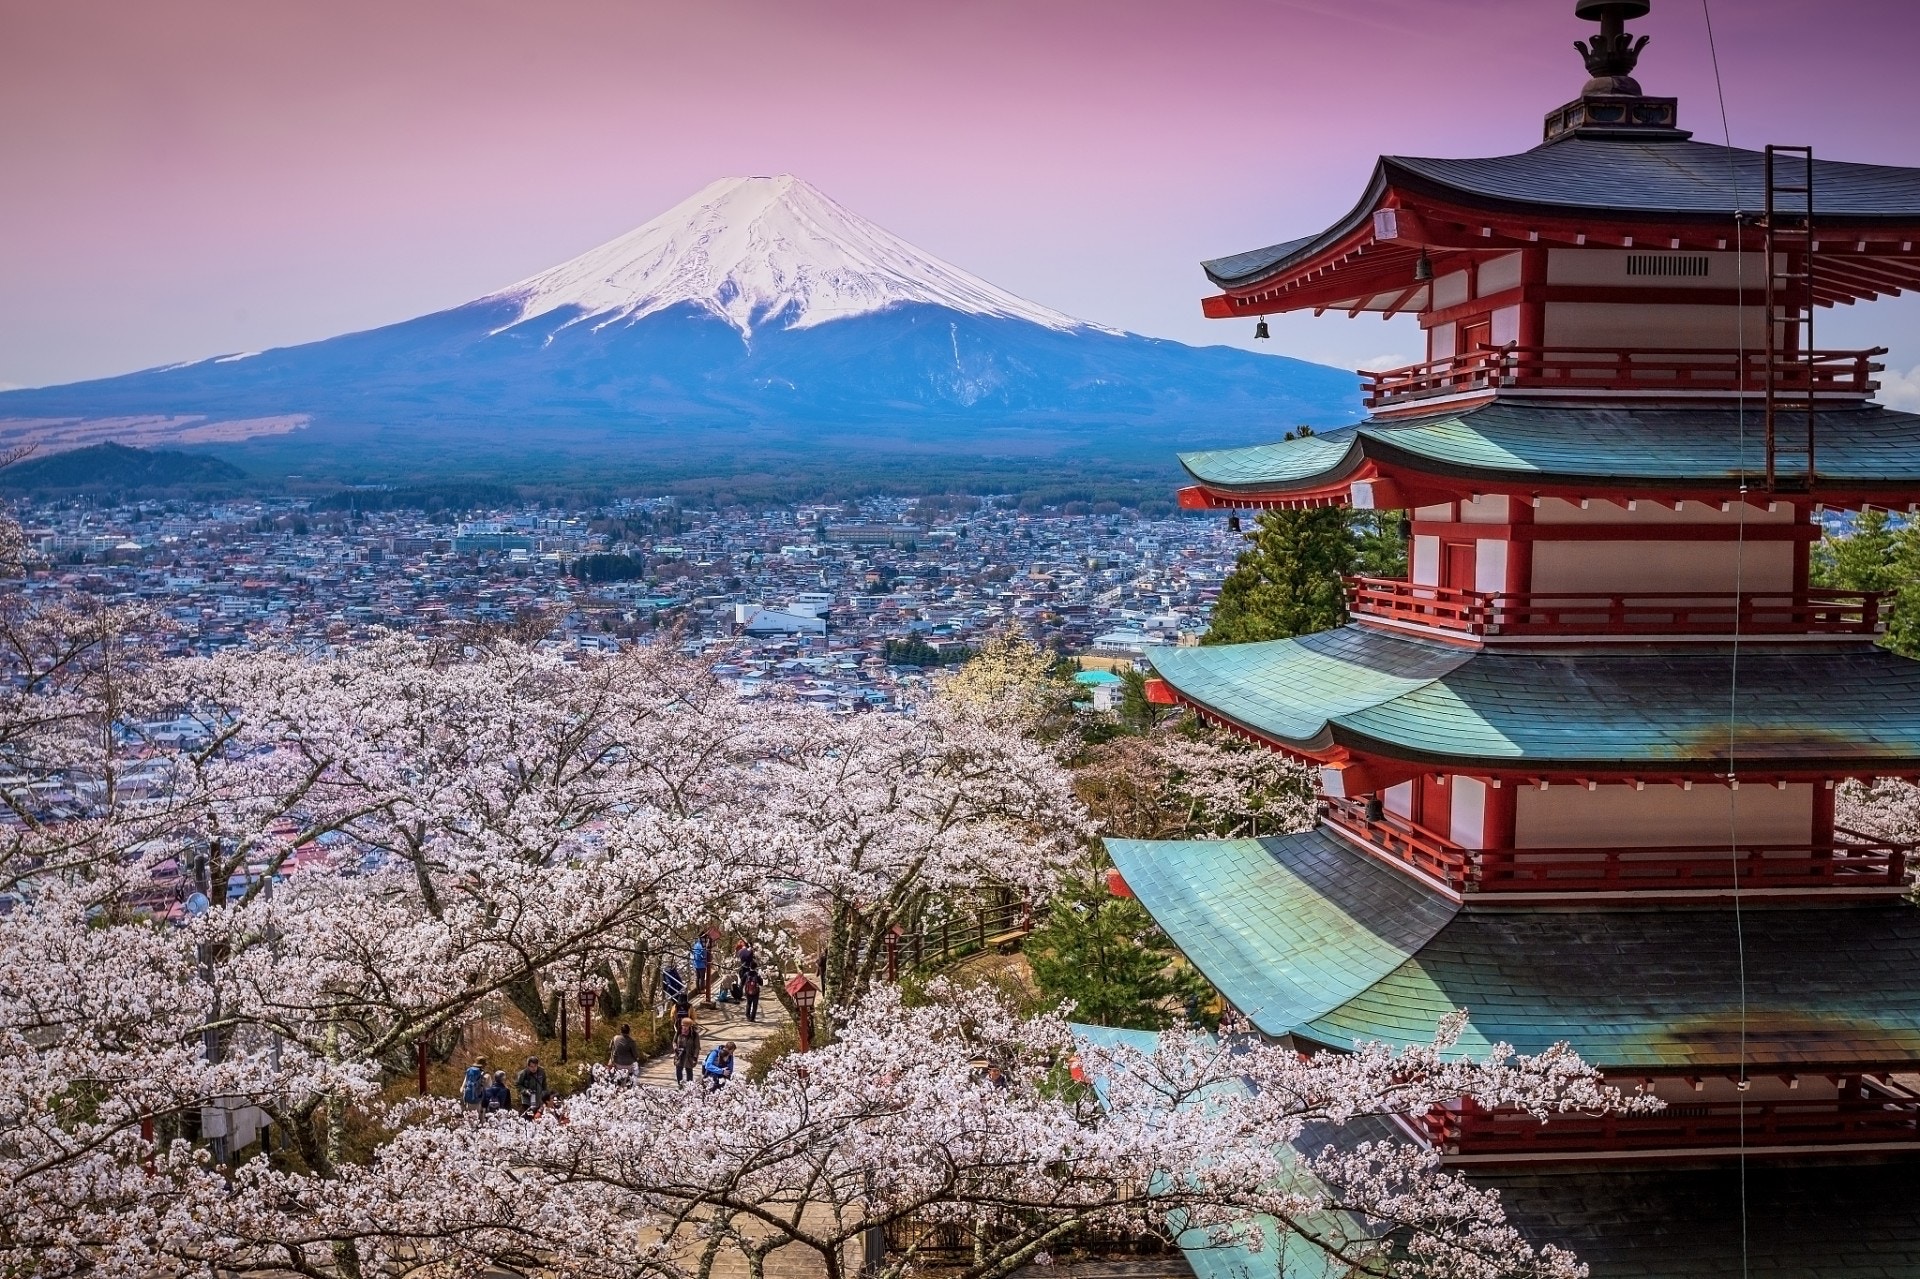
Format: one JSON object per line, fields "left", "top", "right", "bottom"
{"left": 0, "top": 176, "right": 1361, "bottom": 483}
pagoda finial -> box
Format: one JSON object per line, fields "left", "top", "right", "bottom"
{"left": 1572, "top": 0, "right": 1651, "bottom": 95}
{"left": 1543, "top": 0, "right": 1684, "bottom": 144}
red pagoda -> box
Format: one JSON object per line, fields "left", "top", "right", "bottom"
{"left": 1106, "top": 3, "right": 1920, "bottom": 1272}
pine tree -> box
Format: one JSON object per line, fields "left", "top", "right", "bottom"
{"left": 1815, "top": 508, "right": 1898, "bottom": 592}
{"left": 1203, "top": 505, "right": 1357, "bottom": 644}
{"left": 1882, "top": 520, "right": 1920, "bottom": 659}
{"left": 1025, "top": 871, "right": 1211, "bottom": 1030}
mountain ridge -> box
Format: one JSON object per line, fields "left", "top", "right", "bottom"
{"left": 0, "top": 176, "right": 1362, "bottom": 481}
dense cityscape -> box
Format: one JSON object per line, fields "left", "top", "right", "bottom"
{"left": 15, "top": 493, "right": 1243, "bottom": 706}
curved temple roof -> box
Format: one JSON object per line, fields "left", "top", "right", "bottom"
{"left": 1105, "top": 832, "right": 1920, "bottom": 1069}
{"left": 1203, "top": 139, "right": 1920, "bottom": 291}
{"left": 1179, "top": 402, "right": 1920, "bottom": 499}
{"left": 1150, "top": 626, "right": 1920, "bottom": 771}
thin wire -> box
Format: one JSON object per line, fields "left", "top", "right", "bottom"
{"left": 1702, "top": 3, "right": 1751, "bottom": 1276}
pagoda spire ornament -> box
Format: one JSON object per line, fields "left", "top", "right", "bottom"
{"left": 1542, "top": 0, "right": 1684, "bottom": 143}
{"left": 1573, "top": 0, "right": 1651, "bottom": 94}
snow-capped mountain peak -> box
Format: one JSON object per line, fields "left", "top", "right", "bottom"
{"left": 482, "top": 175, "right": 1104, "bottom": 338}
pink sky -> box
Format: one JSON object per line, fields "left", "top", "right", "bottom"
{"left": 3, "top": 0, "right": 1918, "bottom": 395}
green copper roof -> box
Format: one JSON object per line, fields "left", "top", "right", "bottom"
{"left": 1106, "top": 832, "right": 1920, "bottom": 1070}
{"left": 1151, "top": 626, "right": 1920, "bottom": 770}
{"left": 1179, "top": 402, "right": 1920, "bottom": 495}
{"left": 1106, "top": 831, "right": 1457, "bottom": 1030}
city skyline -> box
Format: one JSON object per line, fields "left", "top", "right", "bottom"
{"left": 5, "top": 0, "right": 1918, "bottom": 403}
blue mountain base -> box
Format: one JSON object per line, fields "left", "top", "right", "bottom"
{"left": 0, "top": 301, "right": 1362, "bottom": 486}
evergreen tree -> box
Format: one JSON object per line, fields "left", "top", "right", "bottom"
{"left": 1882, "top": 522, "right": 1920, "bottom": 659}
{"left": 1116, "top": 666, "right": 1169, "bottom": 734}
{"left": 1814, "top": 508, "right": 1898, "bottom": 592}
{"left": 1812, "top": 510, "right": 1920, "bottom": 659}
{"left": 1025, "top": 870, "right": 1212, "bottom": 1030}
{"left": 1203, "top": 506, "right": 1357, "bottom": 644}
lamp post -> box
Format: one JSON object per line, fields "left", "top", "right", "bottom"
{"left": 785, "top": 972, "right": 819, "bottom": 1053}
{"left": 579, "top": 986, "right": 596, "bottom": 1043}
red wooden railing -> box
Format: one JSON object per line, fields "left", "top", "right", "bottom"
{"left": 1348, "top": 577, "right": 1886, "bottom": 638}
{"left": 1322, "top": 797, "right": 1910, "bottom": 894}
{"left": 1424, "top": 1095, "right": 1920, "bottom": 1156}
{"left": 1360, "top": 345, "right": 1885, "bottom": 409}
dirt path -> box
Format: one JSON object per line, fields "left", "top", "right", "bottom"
{"left": 638, "top": 987, "right": 790, "bottom": 1089}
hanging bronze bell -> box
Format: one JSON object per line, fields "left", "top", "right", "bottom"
{"left": 1253, "top": 318, "right": 1270, "bottom": 340}
{"left": 1227, "top": 513, "right": 1242, "bottom": 532}
{"left": 1413, "top": 250, "right": 1434, "bottom": 282}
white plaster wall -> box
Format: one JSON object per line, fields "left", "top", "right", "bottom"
{"left": 1479, "top": 252, "right": 1523, "bottom": 294}
{"left": 1415, "top": 503, "right": 1456, "bottom": 522}
{"left": 1530, "top": 539, "right": 1793, "bottom": 594}
{"left": 1543, "top": 302, "right": 1766, "bottom": 351}
{"left": 1385, "top": 780, "right": 1415, "bottom": 820}
{"left": 1546, "top": 248, "right": 1755, "bottom": 288}
{"left": 1460, "top": 495, "right": 1510, "bottom": 524}
{"left": 1515, "top": 783, "right": 1813, "bottom": 848}
{"left": 1534, "top": 497, "right": 1796, "bottom": 526}
{"left": 1430, "top": 322, "right": 1457, "bottom": 359}
{"left": 1411, "top": 535, "right": 1441, "bottom": 586}
{"left": 1433, "top": 270, "right": 1471, "bottom": 309}
{"left": 1476, "top": 540, "right": 1509, "bottom": 593}
{"left": 1450, "top": 776, "right": 1488, "bottom": 849}
{"left": 1491, "top": 305, "right": 1520, "bottom": 346}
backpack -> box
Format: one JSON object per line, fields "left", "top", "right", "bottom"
{"left": 743, "top": 974, "right": 760, "bottom": 996}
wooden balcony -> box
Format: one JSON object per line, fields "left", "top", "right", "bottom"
{"left": 1348, "top": 577, "right": 1886, "bottom": 639}
{"left": 1360, "top": 345, "right": 1886, "bottom": 410}
{"left": 1425, "top": 1089, "right": 1920, "bottom": 1159}
{"left": 1321, "top": 795, "right": 1910, "bottom": 895}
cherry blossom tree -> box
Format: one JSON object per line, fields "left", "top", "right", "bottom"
{"left": 0, "top": 614, "right": 1639, "bottom": 1279}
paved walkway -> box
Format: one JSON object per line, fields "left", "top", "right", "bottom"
{"left": 637, "top": 988, "right": 791, "bottom": 1089}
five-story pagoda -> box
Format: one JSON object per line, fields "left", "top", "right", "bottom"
{"left": 1108, "top": 3, "right": 1920, "bottom": 1273}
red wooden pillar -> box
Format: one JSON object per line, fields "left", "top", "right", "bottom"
{"left": 1479, "top": 778, "right": 1518, "bottom": 887}
{"left": 558, "top": 1002, "right": 569, "bottom": 1064}
{"left": 1506, "top": 497, "right": 1533, "bottom": 600}
{"left": 1517, "top": 248, "right": 1548, "bottom": 351}
{"left": 415, "top": 1040, "right": 429, "bottom": 1096}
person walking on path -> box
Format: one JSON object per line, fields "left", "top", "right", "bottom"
{"left": 514, "top": 1056, "right": 549, "bottom": 1113}
{"left": 607, "top": 1023, "right": 639, "bottom": 1083}
{"left": 663, "top": 963, "right": 686, "bottom": 1010}
{"left": 460, "top": 1059, "right": 488, "bottom": 1111}
{"left": 481, "top": 1070, "right": 511, "bottom": 1114}
{"left": 672, "top": 1015, "right": 702, "bottom": 1088}
{"left": 741, "top": 966, "right": 761, "bottom": 1022}
{"left": 691, "top": 936, "right": 712, "bottom": 1005}
{"left": 702, "top": 1041, "right": 736, "bottom": 1091}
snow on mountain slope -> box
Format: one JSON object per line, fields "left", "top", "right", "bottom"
{"left": 483, "top": 174, "right": 1104, "bottom": 339}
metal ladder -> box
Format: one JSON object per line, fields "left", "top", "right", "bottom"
{"left": 1762, "top": 144, "right": 1817, "bottom": 491}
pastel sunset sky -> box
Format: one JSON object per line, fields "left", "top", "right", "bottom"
{"left": 4, "top": 0, "right": 1917, "bottom": 400}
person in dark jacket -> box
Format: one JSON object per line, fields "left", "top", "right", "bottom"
{"left": 481, "top": 1070, "right": 512, "bottom": 1114}
{"left": 741, "top": 967, "right": 762, "bottom": 1022}
{"left": 607, "top": 1023, "right": 639, "bottom": 1083}
{"left": 514, "top": 1056, "right": 549, "bottom": 1113}
{"left": 673, "top": 1016, "right": 702, "bottom": 1087}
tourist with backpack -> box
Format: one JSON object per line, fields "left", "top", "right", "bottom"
{"left": 460, "top": 1058, "right": 487, "bottom": 1111}
{"left": 702, "top": 1040, "right": 736, "bottom": 1091}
